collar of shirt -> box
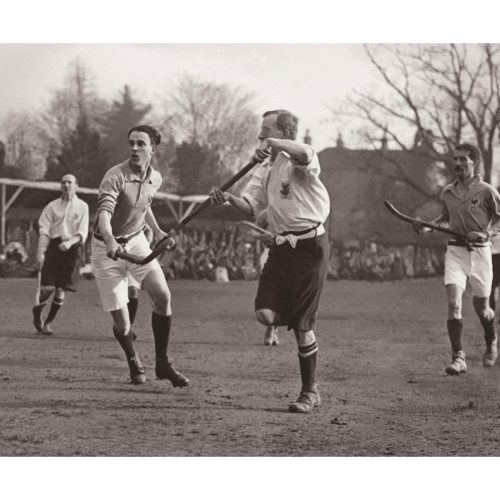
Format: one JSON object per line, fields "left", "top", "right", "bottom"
{"left": 444, "top": 174, "right": 481, "bottom": 197}
{"left": 124, "top": 162, "right": 153, "bottom": 184}
{"left": 58, "top": 194, "right": 78, "bottom": 206}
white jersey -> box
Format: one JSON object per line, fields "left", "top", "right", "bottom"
{"left": 242, "top": 145, "right": 330, "bottom": 234}
{"left": 38, "top": 195, "right": 89, "bottom": 243}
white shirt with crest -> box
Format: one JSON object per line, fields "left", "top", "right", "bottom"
{"left": 242, "top": 145, "right": 330, "bottom": 234}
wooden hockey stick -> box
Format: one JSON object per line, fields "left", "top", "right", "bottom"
{"left": 384, "top": 200, "right": 466, "bottom": 239}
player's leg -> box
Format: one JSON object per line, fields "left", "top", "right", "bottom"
{"left": 141, "top": 266, "right": 189, "bottom": 388}
{"left": 488, "top": 254, "right": 500, "bottom": 315}
{"left": 471, "top": 248, "right": 497, "bottom": 367}
{"left": 256, "top": 309, "right": 280, "bottom": 346}
{"left": 32, "top": 285, "right": 54, "bottom": 333}
{"left": 41, "top": 287, "right": 65, "bottom": 335}
{"left": 127, "top": 273, "right": 140, "bottom": 340}
{"left": 255, "top": 247, "right": 286, "bottom": 345}
{"left": 110, "top": 306, "right": 145, "bottom": 384}
{"left": 91, "top": 236, "right": 145, "bottom": 384}
{"left": 445, "top": 284, "right": 467, "bottom": 375}
{"left": 472, "top": 295, "right": 497, "bottom": 367}
{"left": 288, "top": 328, "right": 321, "bottom": 413}
{"left": 287, "top": 233, "right": 329, "bottom": 413}
{"left": 443, "top": 246, "right": 468, "bottom": 375}
{"left": 33, "top": 248, "right": 57, "bottom": 333}
{"left": 128, "top": 285, "right": 140, "bottom": 324}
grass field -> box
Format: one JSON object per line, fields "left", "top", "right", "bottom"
{"left": 1, "top": 276, "right": 500, "bottom": 457}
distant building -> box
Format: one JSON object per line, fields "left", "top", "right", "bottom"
{"left": 319, "top": 132, "right": 445, "bottom": 246}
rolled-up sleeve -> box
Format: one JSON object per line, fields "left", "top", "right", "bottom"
{"left": 293, "top": 146, "right": 320, "bottom": 175}
{"left": 38, "top": 204, "right": 53, "bottom": 238}
{"left": 97, "top": 171, "right": 123, "bottom": 217}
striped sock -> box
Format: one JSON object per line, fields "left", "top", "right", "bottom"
{"left": 298, "top": 339, "right": 318, "bottom": 358}
{"left": 297, "top": 337, "right": 319, "bottom": 393}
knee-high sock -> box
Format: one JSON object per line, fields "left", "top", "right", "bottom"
{"left": 45, "top": 297, "right": 64, "bottom": 324}
{"left": 152, "top": 312, "right": 172, "bottom": 360}
{"left": 113, "top": 327, "right": 136, "bottom": 358}
{"left": 479, "top": 316, "right": 497, "bottom": 346}
{"left": 447, "top": 319, "right": 464, "bottom": 354}
{"left": 128, "top": 297, "right": 139, "bottom": 325}
{"left": 298, "top": 340, "right": 319, "bottom": 393}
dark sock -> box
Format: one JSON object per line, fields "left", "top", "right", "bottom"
{"left": 45, "top": 297, "right": 64, "bottom": 324}
{"left": 152, "top": 312, "right": 172, "bottom": 359}
{"left": 113, "top": 326, "right": 136, "bottom": 358}
{"left": 480, "top": 316, "right": 497, "bottom": 346}
{"left": 298, "top": 340, "right": 318, "bottom": 393}
{"left": 128, "top": 297, "right": 139, "bottom": 325}
{"left": 32, "top": 303, "right": 46, "bottom": 319}
{"left": 447, "top": 319, "right": 464, "bottom": 353}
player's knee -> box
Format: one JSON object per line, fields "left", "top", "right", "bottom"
{"left": 113, "top": 320, "right": 131, "bottom": 336}
{"left": 151, "top": 289, "right": 171, "bottom": 314}
{"left": 55, "top": 288, "right": 65, "bottom": 300}
{"left": 473, "top": 297, "right": 494, "bottom": 321}
{"left": 255, "top": 308, "right": 279, "bottom": 326}
{"left": 128, "top": 286, "right": 139, "bottom": 299}
{"left": 447, "top": 299, "right": 462, "bottom": 319}
{"left": 296, "top": 329, "right": 316, "bottom": 346}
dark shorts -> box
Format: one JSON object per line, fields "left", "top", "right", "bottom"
{"left": 41, "top": 238, "right": 82, "bottom": 292}
{"left": 255, "top": 232, "right": 329, "bottom": 331}
{"left": 492, "top": 254, "right": 500, "bottom": 291}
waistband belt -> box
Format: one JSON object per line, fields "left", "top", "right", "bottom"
{"left": 275, "top": 224, "right": 325, "bottom": 248}
{"left": 93, "top": 228, "right": 143, "bottom": 245}
{"left": 448, "top": 240, "right": 487, "bottom": 249}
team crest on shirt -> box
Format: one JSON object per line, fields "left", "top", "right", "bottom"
{"left": 280, "top": 181, "right": 291, "bottom": 199}
{"left": 470, "top": 197, "right": 480, "bottom": 212}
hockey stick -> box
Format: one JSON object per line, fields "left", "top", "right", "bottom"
{"left": 116, "top": 157, "right": 261, "bottom": 265}
{"left": 384, "top": 200, "right": 466, "bottom": 239}
{"left": 237, "top": 220, "right": 273, "bottom": 237}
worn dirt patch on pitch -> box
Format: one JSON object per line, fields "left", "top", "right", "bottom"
{"left": 1, "top": 278, "right": 500, "bottom": 456}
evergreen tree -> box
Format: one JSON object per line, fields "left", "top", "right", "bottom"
{"left": 171, "top": 141, "right": 229, "bottom": 195}
{"left": 101, "top": 85, "right": 152, "bottom": 167}
{"left": 45, "top": 113, "right": 108, "bottom": 188}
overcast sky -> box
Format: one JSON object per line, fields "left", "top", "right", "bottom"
{"left": 0, "top": 43, "right": 380, "bottom": 150}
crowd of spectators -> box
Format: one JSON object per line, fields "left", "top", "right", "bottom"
{"left": 157, "top": 226, "right": 261, "bottom": 281}
{"left": 327, "top": 240, "right": 444, "bottom": 281}
{"left": 1, "top": 222, "right": 445, "bottom": 282}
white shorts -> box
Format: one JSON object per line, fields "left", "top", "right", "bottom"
{"left": 444, "top": 244, "right": 492, "bottom": 297}
{"left": 91, "top": 232, "right": 162, "bottom": 311}
{"left": 127, "top": 273, "right": 140, "bottom": 289}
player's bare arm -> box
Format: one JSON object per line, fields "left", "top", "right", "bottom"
{"left": 36, "top": 234, "right": 50, "bottom": 270}
{"left": 210, "top": 187, "right": 254, "bottom": 217}
{"left": 261, "top": 138, "right": 313, "bottom": 165}
{"left": 97, "top": 211, "right": 122, "bottom": 259}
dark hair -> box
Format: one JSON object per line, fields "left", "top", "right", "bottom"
{"left": 128, "top": 125, "right": 162, "bottom": 146}
{"left": 455, "top": 143, "right": 481, "bottom": 167}
{"left": 263, "top": 109, "right": 298, "bottom": 140}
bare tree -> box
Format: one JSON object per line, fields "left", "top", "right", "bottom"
{"left": 340, "top": 44, "right": 500, "bottom": 196}
{"left": 1, "top": 111, "right": 50, "bottom": 180}
{"left": 162, "top": 74, "right": 260, "bottom": 172}
{"left": 43, "top": 58, "right": 109, "bottom": 151}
